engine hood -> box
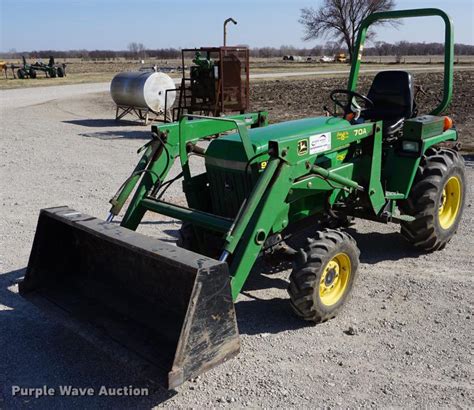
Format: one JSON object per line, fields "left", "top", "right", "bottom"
{"left": 206, "top": 116, "right": 350, "bottom": 164}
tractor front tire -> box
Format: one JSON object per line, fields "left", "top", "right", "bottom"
{"left": 17, "top": 69, "right": 26, "bottom": 79}
{"left": 177, "top": 222, "right": 199, "bottom": 252}
{"left": 177, "top": 222, "right": 223, "bottom": 258}
{"left": 401, "top": 147, "right": 465, "bottom": 252}
{"left": 29, "top": 69, "right": 37, "bottom": 79}
{"left": 288, "top": 229, "right": 360, "bottom": 323}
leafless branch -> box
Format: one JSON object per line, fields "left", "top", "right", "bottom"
{"left": 299, "top": 0, "right": 399, "bottom": 60}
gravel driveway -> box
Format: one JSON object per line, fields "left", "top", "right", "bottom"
{"left": 0, "top": 84, "right": 472, "bottom": 408}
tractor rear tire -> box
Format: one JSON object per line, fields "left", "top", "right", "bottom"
{"left": 400, "top": 147, "right": 465, "bottom": 252}
{"left": 57, "top": 67, "right": 64, "bottom": 77}
{"left": 288, "top": 229, "right": 359, "bottom": 323}
{"left": 29, "top": 69, "right": 37, "bottom": 79}
{"left": 50, "top": 68, "right": 57, "bottom": 78}
{"left": 17, "top": 69, "right": 26, "bottom": 79}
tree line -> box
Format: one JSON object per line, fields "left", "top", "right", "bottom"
{"left": 1, "top": 42, "right": 473, "bottom": 60}
{"left": 251, "top": 42, "right": 474, "bottom": 58}
{"left": 0, "top": 47, "right": 181, "bottom": 60}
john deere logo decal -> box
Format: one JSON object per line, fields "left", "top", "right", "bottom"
{"left": 297, "top": 139, "right": 308, "bottom": 156}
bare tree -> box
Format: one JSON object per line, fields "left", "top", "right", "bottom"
{"left": 324, "top": 41, "right": 340, "bottom": 55}
{"left": 127, "top": 42, "right": 146, "bottom": 58}
{"left": 128, "top": 42, "right": 138, "bottom": 54}
{"left": 300, "top": 0, "right": 398, "bottom": 61}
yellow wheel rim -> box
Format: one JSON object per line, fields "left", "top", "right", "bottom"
{"left": 319, "top": 253, "right": 351, "bottom": 306}
{"left": 438, "top": 176, "right": 462, "bottom": 230}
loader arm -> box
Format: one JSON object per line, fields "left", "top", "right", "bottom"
{"left": 115, "top": 112, "right": 390, "bottom": 300}
{"left": 225, "top": 158, "right": 293, "bottom": 299}
{"left": 116, "top": 112, "right": 268, "bottom": 230}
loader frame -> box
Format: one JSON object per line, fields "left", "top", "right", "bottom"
{"left": 111, "top": 121, "right": 457, "bottom": 300}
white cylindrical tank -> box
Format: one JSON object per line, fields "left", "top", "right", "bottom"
{"left": 110, "top": 71, "right": 176, "bottom": 112}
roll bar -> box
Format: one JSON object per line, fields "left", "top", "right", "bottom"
{"left": 347, "top": 8, "right": 454, "bottom": 115}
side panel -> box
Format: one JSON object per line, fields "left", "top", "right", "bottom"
{"left": 367, "top": 124, "right": 386, "bottom": 214}
{"left": 384, "top": 129, "right": 457, "bottom": 197}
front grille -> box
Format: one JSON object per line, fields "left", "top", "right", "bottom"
{"left": 206, "top": 166, "right": 253, "bottom": 218}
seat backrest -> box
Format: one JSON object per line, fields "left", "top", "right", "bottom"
{"left": 366, "top": 71, "right": 414, "bottom": 121}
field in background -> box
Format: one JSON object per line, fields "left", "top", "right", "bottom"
{"left": 1, "top": 55, "right": 474, "bottom": 90}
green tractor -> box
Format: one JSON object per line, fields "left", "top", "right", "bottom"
{"left": 21, "top": 9, "right": 465, "bottom": 389}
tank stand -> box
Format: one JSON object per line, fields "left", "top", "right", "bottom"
{"left": 115, "top": 105, "right": 171, "bottom": 125}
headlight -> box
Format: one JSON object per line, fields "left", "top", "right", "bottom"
{"left": 401, "top": 140, "right": 420, "bottom": 153}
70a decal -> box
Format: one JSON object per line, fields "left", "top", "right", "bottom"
{"left": 353, "top": 128, "right": 368, "bottom": 137}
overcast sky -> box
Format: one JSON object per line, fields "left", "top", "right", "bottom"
{"left": 1, "top": 0, "right": 473, "bottom": 52}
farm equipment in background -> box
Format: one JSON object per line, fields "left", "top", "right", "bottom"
{"left": 335, "top": 53, "right": 348, "bottom": 63}
{"left": 110, "top": 71, "right": 176, "bottom": 124}
{"left": 0, "top": 61, "right": 7, "bottom": 78}
{"left": 109, "top": 46, "right": 249, "bottom": 125}
{"left": 20, "top": 8, "right": 465, "bottom": 390}
{"left": 320, "top": 55, "right": 335, "bottom": 63}
{"left": 283, "top": 55, "right": 304, "bottom": 61}
{"left": 170, "top": 47, "right": 250, "bottom": 121}
{"left": 10, "top": 57, "right": 35, "bottom": 79}
{"left": 29, "top": 56, "right": 66, "bottom": 78}
{"left": 13, "top": 56, "right": 66, "bottom": 79}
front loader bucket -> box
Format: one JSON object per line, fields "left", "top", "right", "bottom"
{"left": 19, "top": 206, "right": 240, "bottom": 389}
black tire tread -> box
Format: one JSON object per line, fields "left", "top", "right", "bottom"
{"left": 288, "top": 228, "right": 359, "bottom": 323}
{"left": 176, "top": 221, "right": 197, "bottom": 251}
{"left": 400, "top": 147, "right": 465, "bottom": 252}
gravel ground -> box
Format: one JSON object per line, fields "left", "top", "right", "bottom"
{"left": 0, "top": 79, "right": 473, "bottom": 409}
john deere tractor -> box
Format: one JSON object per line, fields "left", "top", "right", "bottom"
{"left": 21, "top": 9, "right": 465, "bottom": 389}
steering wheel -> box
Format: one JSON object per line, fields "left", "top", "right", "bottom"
{"left": 329, "top": 89, "right": 374, "bottom": 119}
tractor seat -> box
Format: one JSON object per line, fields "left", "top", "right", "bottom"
{"left": 363, "top": 71, "right": 415, "bottom": 136}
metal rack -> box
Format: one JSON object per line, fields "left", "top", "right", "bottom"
{"left": 169, "top": 47, "right": 250, "bottom": 122}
